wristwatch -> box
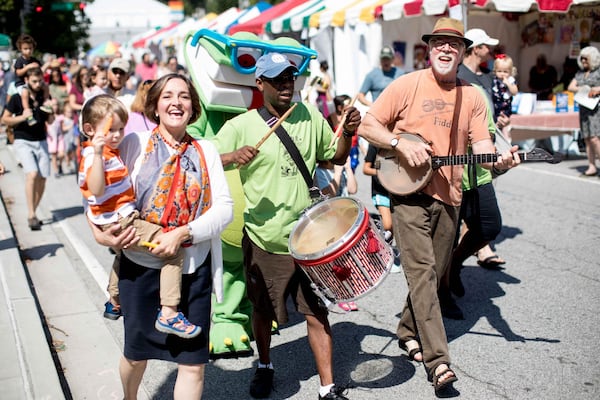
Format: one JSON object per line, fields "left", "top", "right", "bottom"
{"left": 390, "top": 137, "right": 399, "bottom": 149}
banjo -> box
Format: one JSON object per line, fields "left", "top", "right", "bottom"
{"left": 375, "top": 133, "right": 562, "bottom": 196}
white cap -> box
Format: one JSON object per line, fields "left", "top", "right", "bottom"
{"left": 465, "top": 28, "right": 499, "bottom": 48}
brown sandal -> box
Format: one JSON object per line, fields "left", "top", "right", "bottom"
{"left": 432, "top": 365, "right": 457, "bottom": 392}
{"left": 398, "top": 340, "right": 422, "bottom": 362}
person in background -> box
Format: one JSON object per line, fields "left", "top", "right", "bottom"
{"left": 363, "top": 144, "right": 394, "bottom": 244}
{"left": 213, "top": 52, "right": 361, "bottom": 400}
{"left": 88, "top": 74, "right": 233, "bottom": 399}
{"left": 48, "top": 66, "right": 70, "bottom": 110}
{"left": 491, "top": 54, "right": 519, "bottom": 142}
{"left": 529, "top": 54, "right": 558, "bottom": 100}
{"left": 315, "top": 60, "right": 333, "bottom": 118}
{"left": 164, "top": 55, "right": 185, "bottom": 77}
{"left": 68, "top": 66, "right": 90, "bottom": 113}
{"left": 135, "top": 52, "right": 158, "bottom": 83}
{"left": 328, "top": 95, "right": 360, "bottom": 172}
{"left": 84, "top": 65, "right": 108, "bottom": 100}
{"left": 46, "top": 99, "right": 67, "bottom": 178}
{"left": 492, "top": 54, "right": 519, "bottom": 120}
{"left": 1, "top": 67, "right": 55, "bottom": 230}
{"left": 455, "top": 28, "right": 509, "bottom": 273}
{"left": 357, "top": 46, "right": 404, "bottom": 107}
{"left": 124, "top": 79, "right": 157, "bottom": 135}
{"left": 568, "top": 46, "right": 600, "bottom": 177}
{"left": 559, "top": 56, "right": 579, "bottom": 91}
{"left": 61, "top": 103, "right": 77, "bottom": 174}
{"left": 358, "top": 18, "right": 521, "bottom": 395}
{"left": 105, "top": 58, "right": 136, "bottom": 109}
{"left": 13, "top": 34, "right": 52, "bottom": 125}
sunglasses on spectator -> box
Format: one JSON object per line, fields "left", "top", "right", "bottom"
{"left": 261, "top": 74, "right": 297, "bottom": 86}
{"left": 111, "top": 68, "right": 127, "bottom": 75}
{"left": 580, "top": 56, "right": 588, "bottom": 61}
{"left": 191, "top": 29, "right": 317, "bottom": 76}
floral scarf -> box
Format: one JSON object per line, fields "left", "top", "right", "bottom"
{"left": 136, "top": 127, "right": 211, "bottom": 230}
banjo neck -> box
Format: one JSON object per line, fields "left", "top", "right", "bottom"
{"left": 431, "top": 153, "right": 498, "bottom": 169}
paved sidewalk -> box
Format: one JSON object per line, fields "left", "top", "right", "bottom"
{"left": 0, "top": 159, "right": 64, "bottom": 398}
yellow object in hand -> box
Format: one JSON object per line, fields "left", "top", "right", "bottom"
{"left": 140, "top": 241, "right": 157, "bottom": 249}
{"left": 102, "top": 115, "right": 113, "bottom": 136}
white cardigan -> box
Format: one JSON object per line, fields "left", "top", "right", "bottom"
{"left": 119, "top": 131, "right": 233, "bottom": 302}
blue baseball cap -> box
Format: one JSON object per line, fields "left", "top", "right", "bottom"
{"left": 255, "top": 53, "right": 298, "bottom": 78}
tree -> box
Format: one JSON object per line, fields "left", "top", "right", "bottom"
{"left": 0, "top": 0, "right": 90, "bottom": 56}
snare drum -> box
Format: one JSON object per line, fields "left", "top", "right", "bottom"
{"left": 289, "top": 197, "right": 393, "bottom": 303}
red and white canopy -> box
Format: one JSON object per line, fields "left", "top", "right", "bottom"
{"left": 382, "top": 0, "right": 599, "bottom": 21}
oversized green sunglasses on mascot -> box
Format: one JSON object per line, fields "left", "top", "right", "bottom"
{"left": 184, "top": 29, "right": 316, "bottom": 358}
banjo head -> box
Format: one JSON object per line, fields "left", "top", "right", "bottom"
{"left": 375, "top": 133, "right": 433, "bottom": 196}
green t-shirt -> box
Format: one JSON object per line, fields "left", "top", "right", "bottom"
{"left": 461, "top": 84, "right": 496, "bottom": 191}
{"left": 212, "top": 103, "right": 336, "bottom": 254}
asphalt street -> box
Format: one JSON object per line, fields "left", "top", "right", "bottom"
{"left": 1, "top": 136, "right": 599, "bottom": 400}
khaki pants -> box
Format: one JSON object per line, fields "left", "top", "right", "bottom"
{"left": 104, "top": 211, "right": 184, "bottom": 307}
{"left": 391, "top": 193, "right": 459, "bottom": 375}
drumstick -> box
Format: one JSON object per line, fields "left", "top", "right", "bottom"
{"left": 254, "top": 103, "right": 297, "bottom": 149}
{"left": 140, "top": 241, "right": 157, "bottom": 249}
{"left": 237, "top": 103, "right": 298, "bottom": 170}
{"left": 328, "top": 94, "right": 358, "bottom": 147}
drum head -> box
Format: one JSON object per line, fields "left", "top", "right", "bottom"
{"left": 290, "top": 197, "right": 365, "bottom": 261}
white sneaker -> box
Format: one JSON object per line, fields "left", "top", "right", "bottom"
{"left": 390, "top": 263, "right": 402, "bottom": 273}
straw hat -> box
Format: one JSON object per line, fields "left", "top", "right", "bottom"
{"left": 421, "top": 18, "right": 472, "bottom": 47}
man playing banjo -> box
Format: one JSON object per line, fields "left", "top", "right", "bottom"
{"left": 358, "top": 18, "right": 520, "bottom": 394}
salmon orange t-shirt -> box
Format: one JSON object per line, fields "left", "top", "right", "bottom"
{"left": 367, "top": 68, "right": 490, "bottom": 206}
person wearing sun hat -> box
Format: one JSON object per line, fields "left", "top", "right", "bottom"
{"left": 106, "top": 58, "right": 134, "bottom": 97}
{"left": 357, "top": 45, "right": 405, "bottom": 107}
{"left": 359, "top": 17, "right": 521, "bottom": 394}
{"left": 213, "top": 52, "right": 362, "bottom": 399}
{"left": 457, "top": 28, "right": 500, "bottom": 102}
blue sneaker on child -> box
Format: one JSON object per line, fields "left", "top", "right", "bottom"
{"left": 103, "top": 301, "right": 122, "bottom": 320}
{"left": 155, "top": 311, "right": 201, "bottom": 339}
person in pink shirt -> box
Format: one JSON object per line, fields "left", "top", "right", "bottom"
{"left": 134, "top": 52, "right": 158, "bottom": 83}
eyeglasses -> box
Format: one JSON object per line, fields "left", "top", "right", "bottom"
{"left": 429, "top": 38, "right": 463, "bottom": 51}
{"left": 111, "top": 68, "right": 126, "bottom": 75}
{"left": 142, "top": 79, "right": 154, "bottom": 86}
{"left": 190, "top": 29, "right": 317, "bottom": 76}
{"left": 580, "top": 56, "right": 588, "bottom": 62}
{"left": 261, "top": 74, "right": 297, "bottom": 86}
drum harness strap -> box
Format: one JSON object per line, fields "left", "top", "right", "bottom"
{"left": 258, "top": 107, "right": 336, "bottom": 309}
{"left": 257, "top": 106, "right": 324, "bottom": 202}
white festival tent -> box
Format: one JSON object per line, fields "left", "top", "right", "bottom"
{"left": 85, "top": 0, "right": 172, "bottom": 47}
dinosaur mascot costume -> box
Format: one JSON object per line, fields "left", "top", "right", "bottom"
{"left": 183, "top": 28, "right": 316, "bottom": 358}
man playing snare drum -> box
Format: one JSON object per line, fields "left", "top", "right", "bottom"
{"left": 213, "top": 53, "right": 361, "bottom": 400}
{"left": 358, "top": 18, "right": 520, "bottom": 395}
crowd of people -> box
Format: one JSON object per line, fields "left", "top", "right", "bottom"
{"left": 0, "top": 19, "right": 598, "bottom": 400}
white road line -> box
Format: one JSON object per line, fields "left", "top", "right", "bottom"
{"left": 58, "top": 219, "right": 109, "bottom": 295}
{"left": 516, "top": 165, "right": 600, "bottom": 185}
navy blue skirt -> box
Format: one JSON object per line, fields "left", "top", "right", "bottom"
{"left": 119, "top": 253, "right": 212, "bottom": 364}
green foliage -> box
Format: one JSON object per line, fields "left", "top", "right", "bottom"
{"left": 0, "top": 0, "right": 90, "bottom": 56}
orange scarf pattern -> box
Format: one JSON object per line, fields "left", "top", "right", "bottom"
{"left": 137, "top": 128, "right": 211, "bottom": 230}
